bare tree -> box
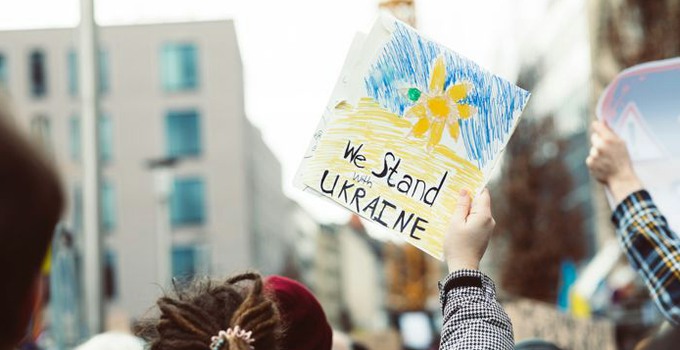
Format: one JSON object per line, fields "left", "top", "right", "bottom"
{"left": 496, "top": 117, "right": 587, "bottom": 303}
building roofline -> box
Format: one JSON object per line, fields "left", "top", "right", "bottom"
{"left": 0, "top": 18, "right": 235, "bottom": 33}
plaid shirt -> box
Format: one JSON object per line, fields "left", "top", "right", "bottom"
{"left": 438, "top": 269, "right": 514, "bottom": 349}
{"left": 613, "top": 190, "right": 680, "bottom": 326}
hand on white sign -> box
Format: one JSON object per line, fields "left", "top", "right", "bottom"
{"left": 586, "top": 121, "right": 643, "bottom": 204}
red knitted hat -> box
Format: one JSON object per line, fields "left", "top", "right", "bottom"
{"left": 264, "top": 276, "right": 333, "bottom": 350}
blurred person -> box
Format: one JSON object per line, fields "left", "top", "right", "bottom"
{"left": 633, "top": 324, "right": 680, "bottom": 350}
{"left": 75, "top": 332, "right": 143, "bottom": 350}
{"left": 513, "top": 339, "right": 562, "bottom": 350}
{"left": 0, "top": 102, "right": 64, "bottom": 349}
{"left": 586, "top": 121, "right": 680, "bottom": 325}
{"left": 134, "top": 272, "right": 333, "bottom": 350}
{"left": 331, "top": 331, "right": 369, "bottom": 350}
{"left": 332, "top": 330, "right": 351, "bottom": 350}
{"left": 439, "top": 189, "right": 514, "bottom": 349}
{"left": 350, "top": 342, "right": 369, "bottom": 350}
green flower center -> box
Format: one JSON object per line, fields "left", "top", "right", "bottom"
{"left": 408, "top": 88, "right": 422, "bottom": 102}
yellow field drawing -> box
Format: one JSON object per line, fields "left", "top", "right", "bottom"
{"left": 303, "top": 98, "right": 483, "bottom": 259}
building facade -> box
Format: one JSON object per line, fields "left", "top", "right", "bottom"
{"left": 301, "top": 217, "right": 388, "bottom": 333}
{"left": 0, "top": 20, "right": 290, "bottom": 322}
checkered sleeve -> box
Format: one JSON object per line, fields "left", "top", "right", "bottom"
{"left": 438, "top": 269, "right": 514, "bottom": 350}
{"left": 612, "top": 190, "right": 680, "bottom": 325}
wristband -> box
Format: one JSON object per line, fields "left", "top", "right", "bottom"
{"left": 443, "top": 275, "right": 483, "bottom": 293}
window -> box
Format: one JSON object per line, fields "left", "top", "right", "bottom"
{"left": 69, "top": 114, "right": 114, "bottom": 162}
{"left": 68, "top": 50, "right": 77, "bottom": 96}
{"left": 69, "top": 116, "right": 81, "bottom": 160}
{"left": 29, "top": 50, "right": 47, "bottom": 97}
{"left": 166, "top": 109, "right": 201, "bottom": 157}
{"left": 99, "top": 114, "right": 113, "bottom": 162}
{"left": 30, "top": 115, "right": 51, "bottom": 152}
{"left": 172, "top": 246, "right": 197, "bottom": 281}
{"left": 104, "top": 249, "right": 118, "bottom": 300}
{"left": 73, "top": 185, "right": 83, "bottom": 233}
{"left": 161, "top": 43, "right": 198, "bottom": 91}
{"left": 0, "top": 53, "right": 7, "bottom": 86}
{"left": 102, "top": 181, "right": 116, "bottom": 232}
{"left": 171, "top": 177, "right": 205, "bottom": 226}
{"left": 68, "top": 49, "right": 110, "bottom": 96}
{"left": 99, "top": 50, "right": 110, "bottom": 94}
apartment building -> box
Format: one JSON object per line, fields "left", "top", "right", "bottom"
{"left": 0, "top": 20, "right": 292, "bottom": 321}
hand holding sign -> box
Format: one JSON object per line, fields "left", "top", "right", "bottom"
{"left": 586, "top": 121, "right": 643, "bottom": 204}
{"left": 444, "top": 189, "right": 495, "bottom": 273}
{"left": 595, "top": 57, "right": 680, "bottom": 232}
{"left": 296, "top": 14, "right": 529, "bottom": 259}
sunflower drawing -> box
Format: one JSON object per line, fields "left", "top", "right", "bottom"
{"left": 403, "top": 55, "right": 477, "bottom": 151}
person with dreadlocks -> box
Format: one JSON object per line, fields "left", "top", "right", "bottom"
{"left": 134, "top": 272, "right": 332, "bottom": 350}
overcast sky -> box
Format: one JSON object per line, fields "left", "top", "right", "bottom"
{"left": 0, "top": 0, "right": 526, "bottom": 223}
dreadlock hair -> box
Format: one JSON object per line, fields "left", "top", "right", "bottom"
{"left": 135, "top": 272, "right": 281, "bottom": 350}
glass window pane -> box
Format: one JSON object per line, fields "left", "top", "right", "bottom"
{"left": 166, "top": 109, "right": 200, "bottom": 157}
{"left": 161, "top": 45, "right": 179, "bottom": 90}
{"left": 172, "top": 246, "right": 196, "bottom": 280}
{"left": 29, "top": 50, "right": 47, "bottom": 97}
{"left": 161, "top": 43, "right": 198, "bottom": 91}
{"left": 171, "top": 177, "right": 205, "bottom": 226}
{"left": 102, "top": 182, "right": 116, "bottom": 232}
{"left": 68, "top": 50, "right": 78, "bottom": 96}
{"left": 73, "top": 184, "right": 83, "bottom": 233}
{"left": 98, "top": 49, "right": 109, "bottom": 94}
{"left": 30, "top": 115, "right": 51, "bottom": 152}
{"left": 99, "top": 114, "right": 113, "bottom": 162}
{"left": 180, "top": 44, "right": 198, "bottom": 89}
{"left": 0, "top": 53, "right": 7, "bottom": 86}
{"left": 70, "top": 117, "right": 81, "bottom": 161}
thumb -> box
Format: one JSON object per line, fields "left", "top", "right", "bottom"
{"left": 453, "top": 189, "right": 471, "bottom": 221}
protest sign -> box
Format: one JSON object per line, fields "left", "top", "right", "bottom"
{"left": 505, "top": 298, "right": 615, "bottom": 350}
{"left": 597, "top": 57, "right": 680, "bottom": 233}
{"left": 296, "top": 15, "right": 530, "bottom": 259}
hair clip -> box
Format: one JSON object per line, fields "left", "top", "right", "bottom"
{"left": 210, "top": 325, "right": 255, "bottom": 350}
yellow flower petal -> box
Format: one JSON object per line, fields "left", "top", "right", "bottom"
{"left": 446, "top": 82, "right": 470, "bottom": 102}
{"left": 429, "top": 56, "right": 446, "bottom": 94}
{"left": 411, "top": 117, "right": 430, "bottom": 138}
{"left": 405, "top": 103, "right": 427, "bottom": 119}
{"left": 448, "top": 121, "right": 460, "bottom": 140}
{"left": 427, "top": 121, "right": 445, "bottom": 150}
{"left": 457, "top": 104, "right": 477, "bottom": 119}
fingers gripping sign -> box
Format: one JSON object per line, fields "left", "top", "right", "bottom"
{"left": 444, "top": 188, "right": 495, "bottom": 273}
{"left": 586, "top": 121, "right": 643, "bottom": 203}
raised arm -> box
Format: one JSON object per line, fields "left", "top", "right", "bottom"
{"left": 439, "top": 189, "right": 514, "bottom": 350}
{"left": 587, "top": 120, "right": 680, "bottom": 325}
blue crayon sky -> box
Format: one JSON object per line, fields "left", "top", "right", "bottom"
{"left": 364, "top": 22, "right": 530, "bottom": 169}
